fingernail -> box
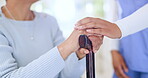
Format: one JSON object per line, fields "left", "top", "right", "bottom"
{"left": 84, "top": 50, "right": 89, "bottom": 54}
{"left": 86, "top": 29, "right": 92, "bottom": 32}
{"left": 76, "top": 26, "right": 83, "bottom": 29}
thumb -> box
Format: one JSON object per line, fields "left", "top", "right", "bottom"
{"left": 79, "top": 48, "right": 89, "bottom": 54}
{"left": 122, "top": 61, "right": 128, "bottom": 72}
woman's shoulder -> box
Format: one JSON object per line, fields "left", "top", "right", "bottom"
{"left": 0, "top": 24, "right": 6, "bottom": 32}
{"left": 33, "top": 11, "right": 59, "bottom": 29}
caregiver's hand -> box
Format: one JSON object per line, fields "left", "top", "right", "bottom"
{"left": 75, "top": 17, "right": 122, "bottom": 39}
{"left": 112, "top": 50, "right": 129, "bottom": 78}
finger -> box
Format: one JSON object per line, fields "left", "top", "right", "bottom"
{"left": 87, "top": 33, "right": 103, "bottom": 37}
{"left": 122, "top": 61, "right": 129, "bottom": 72}
{"left": 84, "top": 50, "right": 89, "bottom": 54}
{"left": 89, "top": 35, "right": 103, "bottom": 45}
{"left": 75, "top": 22, "right": 106, "bottom": 30}
{"left": 75, "top": 22, "right": 99, "bottom": 30}
{"left": 88, "top": 35, "right": 103, "bottom": 53}
{"left": 86, "top": 29, "right": 104, "bottom": 35}
{"left": 86, "top": 28, "right": 111, "bottom": 38}
{"left": 76, "top": 17, "right": 105, "bottom": 26}
{"left": 79, "top": 48, "right": 89, "bottom": 54}
{"left": 76, "top": 17, "right": 94, "bottom": 26}
{"left": 115, "top": 71, "right": 122, "bottom": 78}
{"left": 114, "top": 67, "right": 123, "bottom": 78}
{"left": 118, "top": 66, "right": 129, "bottom": 78}
{"left": 99, "top": 35, "right": 104, "bottom": 41}
{"left": 88, "top": 34, "right": 103, "bottom": 37}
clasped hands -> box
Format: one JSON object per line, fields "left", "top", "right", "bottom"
{"left": 58, "top": 17, "right": 122, "bottom": 60}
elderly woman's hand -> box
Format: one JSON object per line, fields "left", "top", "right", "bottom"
{"left": 58, "top": 30, "right": 85, "bottom": 60}
{"left": 76, "top": 35, "right": 103, "bottom": 59}
{"left": 58, "top": 29, "right": 103, "bottom": 60}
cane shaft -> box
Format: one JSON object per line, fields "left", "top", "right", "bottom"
{"left": 86, "top": 51, "right": 95, "bottom": 78}
{"left": 79, "top": 35, "right": 95, "bottom": 78}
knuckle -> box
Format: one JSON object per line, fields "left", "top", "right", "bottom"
{"left": 78, "top": 20, "right": 82, "bottom": 24}
{"left": 86, "top": 17, "right": 93, "bottom": 22}
{"left": 95, "top": 18, "right": 101, "bottom": 21}
{"left": 86, "top": 17, "right": 91, "bottom": 19}
{"left": 85, "top": 17, "right": 91, "bottom": 20}
{"left": 88, "top": 18, "right": 92, "bottom": 22}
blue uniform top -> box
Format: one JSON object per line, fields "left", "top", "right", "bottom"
{"left": 118, "top": 0, "right": 148, "bottom": 72}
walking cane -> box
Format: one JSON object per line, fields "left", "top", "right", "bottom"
{"left": 79, "top": 35, "right": 95, "bottom": 78}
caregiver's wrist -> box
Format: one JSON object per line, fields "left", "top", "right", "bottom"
{"left": 113, "top": 23, "right": 122, "bottom": 38}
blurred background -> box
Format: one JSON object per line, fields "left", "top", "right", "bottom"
{"left": 31, "top": 0, "right": 119, "bottom": 78}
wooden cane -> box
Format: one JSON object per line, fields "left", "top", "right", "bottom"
{"left": 79, "top": 35, "right": 95, "bottom": 78}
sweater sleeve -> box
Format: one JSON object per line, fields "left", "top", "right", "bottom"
{"left": 0, "top": 32, "right": 65, "bottom": 78}
{"left": 115, "top": 4, "right": 148, "bottom": 38}
{"left": 110, "top": 39, "right": 120, "bottom": 51}
{"left": 51, "top": 17, "right": 86, "bottom": 78}
{"left": 59, "top": 53, "right": 86, "bottom": 78}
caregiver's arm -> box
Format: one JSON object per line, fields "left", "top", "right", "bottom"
{"left": 75, "top": 4, "right": 148, "bottom": 39}
{"left": 115, "top": 4, "right": 148, "bottom": 38}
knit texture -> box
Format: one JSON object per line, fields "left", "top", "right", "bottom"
{"left": 0, "top": 11, "right": 85, "bottom": 78}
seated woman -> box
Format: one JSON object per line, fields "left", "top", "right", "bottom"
{"left": 0, "top": 0, "right": 103, "bottom": 78}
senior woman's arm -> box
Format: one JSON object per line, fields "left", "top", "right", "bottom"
{"left": 0, "top": 18, "right": 85, "bottom": 78}
{"left": 0, "top": 30, "right": 65, "bottom": 78}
